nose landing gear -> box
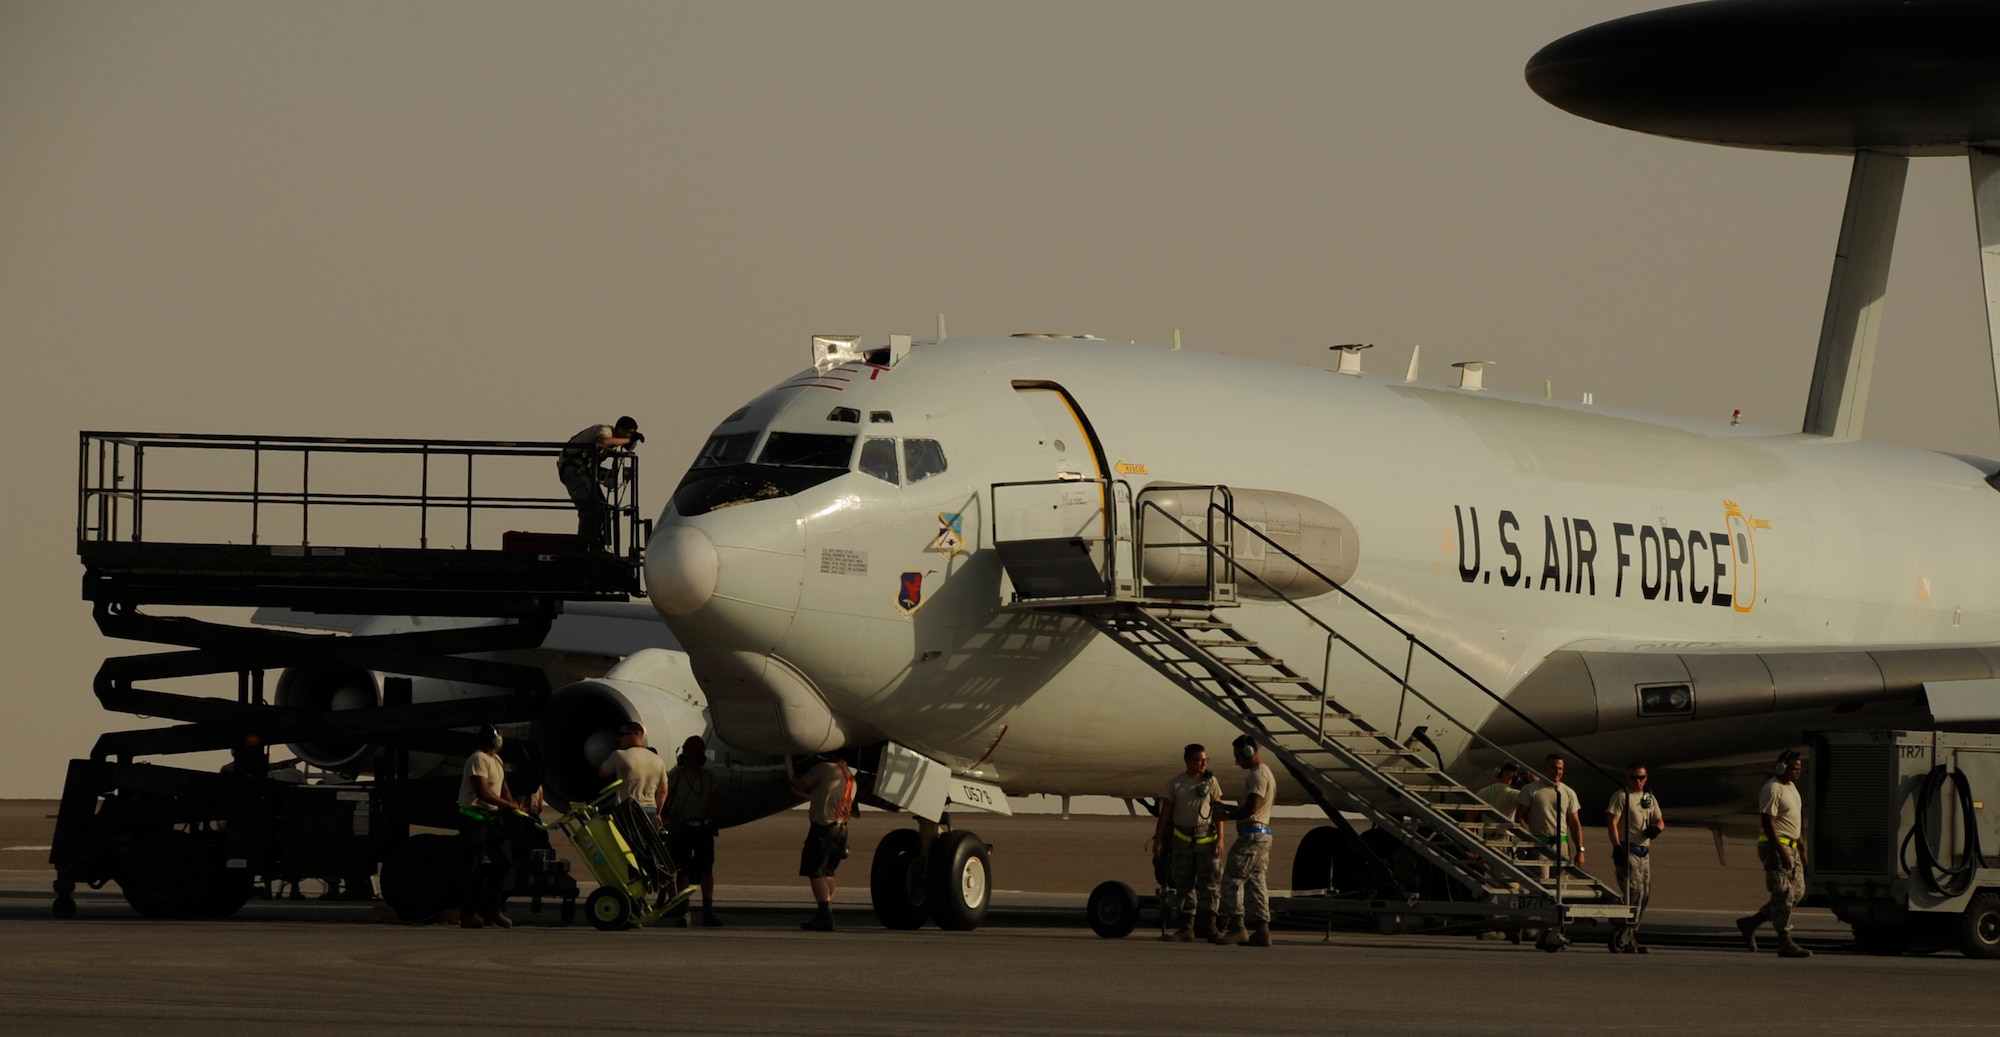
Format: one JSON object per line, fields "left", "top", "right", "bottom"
{"left": 868, "top": 818, "right": 991, "bottom": 931}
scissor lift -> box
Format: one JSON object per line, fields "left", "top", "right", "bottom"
{"left": 50, "top": 431, "right": 646, "bottom": 920}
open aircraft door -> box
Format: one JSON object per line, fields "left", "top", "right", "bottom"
{"left": 993, "top": 382, "right": 1134, "bottom": 600}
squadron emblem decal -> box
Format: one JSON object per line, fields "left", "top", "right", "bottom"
{"left": 930, "top": 512, "right": 966, "bottom": 557}
{"left": 897, "top": 571, "right": 925, "bottom": 615}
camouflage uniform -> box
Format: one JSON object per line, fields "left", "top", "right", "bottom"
{"left": 1160, "top": 770, "right": 1223, "bottom": 938}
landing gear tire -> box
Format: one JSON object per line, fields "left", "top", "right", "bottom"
{"left": 927, "top": 830, "right": 991, "bottom": 931}
{"left": 1290, "top": 825, "right": 1341, "bottom": 893}
{"left": 1958, "top": 893, "right": 2000, "bottom": 959}
{"left": 870, "top": 829, "right": 929, "bottom": 930}
{"left": 118, "top": 827, "right": 251, "bottom": 919}
{"left": 52, "top": 895, "right": 77, "bottom": 920}
{"left": 380, "top": 834, "right": 462, "bottom": 923}
{"left": 1086, "top": 880, "right": 1140, "bottom": 939}
{"left": 1536, "top": 926, "right": 1569, "bottom": 953}
{"left": 587, "top": 886, "right": 633, "bottom": 931}
{"left": 1853, "top": 921, "right": 1912, "bottom": 957}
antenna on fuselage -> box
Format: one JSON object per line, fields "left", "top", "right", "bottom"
{"left": 936, "top": 313, "right": 947, "bottom": 341}
{"left": 1172, "top": 328, "right": 1182, "bottom": 351}
{"left": 1404, "top": 343, "right": 1420, "bottom": 383}
{"left": 1330, "top": 343, "right": 1372, "bottom": 376}
{"left": 1527, "top": 2, "right": 2000, "bottom": 443}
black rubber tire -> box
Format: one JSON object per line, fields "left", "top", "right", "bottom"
{"left": 1291, "top": 825, "right": 1341, "bottom": 893}
{"left": 51, "top": 895, "right": 76, "bottom": 920}
{"left": 1086, "top": 880, "right": 1140, "bottom": 939}
{"left": 1852, "top": 922, "right": 1912, "bottom": 957}
{"left": 118, "top": 828, "right": 251, "bottom": 920}
{"left": 559, "top": 897, "right": 577, "bottom": 926}
{"left": 1959, "top": 893, "right": 2000, "bottom": 960}
{"left": 587, "top": 886, "right": 633, "bottom": 931}
{"left": 379, "top": 834, "right": 462, "bottom": 924}
{"left": 927, "top": 830, "right": 991, "bottom": 931}
{"left": 869, "top": 829, "right": 929, "bottom": 930}
{"left": 1537, "top": 927, "right": 1569, "bottom": 953}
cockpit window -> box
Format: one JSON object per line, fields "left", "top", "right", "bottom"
{"left": 859, "top": 438, "right": 899, "bottom": 484}
{"left": 693, "top": 431, "right": 757, "bottom": 468}
{"left": 758, "top": 432, "right": 856, "bottom": 468}
{"left": 904, "top": 439, "right": 947, "bottom": 483}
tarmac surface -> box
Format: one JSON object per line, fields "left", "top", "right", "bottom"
{"left": 5, "top": 802, "right": 1998, "bottom": 1035}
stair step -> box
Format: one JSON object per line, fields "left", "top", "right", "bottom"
{"left": 1243, "top": 675, "right": 1311, "bottom": 684}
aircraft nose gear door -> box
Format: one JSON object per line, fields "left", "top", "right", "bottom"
{"left": 998, "top": 382, "right": 1133, "bottom": 600}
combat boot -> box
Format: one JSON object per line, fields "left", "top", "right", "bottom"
{"left": 1735, "top": 915, "right": 1761, "bottom": 953}
{"left": 1167, "top": 922, "right": 1194, "bottom": 943}
{"left": 1247, "top": 927, "right": 1272, "bottom": 947}
{"left": 1194, "top": 912, "right": 1216, "bottom": 941}
{"left": 801, "top": 902, "right": 835, "bottom": 931}
{"left": 1210, "top": 926, "right": 1248, "bottom": 946}
{"left": 1777, "top": 935, "right": 1813, "bottom": 959}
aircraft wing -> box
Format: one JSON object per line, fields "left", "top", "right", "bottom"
{"left": 252, "top": 601, "right": 680, "bottom": 658}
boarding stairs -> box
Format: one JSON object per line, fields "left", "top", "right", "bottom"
{"left": 988, "top": 479, "right": 1630, "bottom": 932}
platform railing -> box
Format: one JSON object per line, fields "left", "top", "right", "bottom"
{"left": 76, "top": 431, "right": 646, "bottom": 556}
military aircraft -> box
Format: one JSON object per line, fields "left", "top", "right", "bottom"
{"left": 271, "top": 0, "right": 2000, "bottom": 932}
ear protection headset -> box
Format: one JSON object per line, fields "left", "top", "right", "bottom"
{"left": 1774, "top": 748, "right": 1803, "bottom": 774}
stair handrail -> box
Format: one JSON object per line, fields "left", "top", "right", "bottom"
{"left": 1133, "top": 492, "right": 1622, "bottom": 790}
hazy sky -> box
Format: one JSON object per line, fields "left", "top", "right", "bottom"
{"left": 4, "top": 1, "right": 1998, "bottom": 796}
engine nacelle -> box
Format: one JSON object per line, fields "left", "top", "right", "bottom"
{"left": 537, "top": 649, "right": 798, "bottom": 823}
{"left": 272, "top": 615, "right": 518, "bottom": 773}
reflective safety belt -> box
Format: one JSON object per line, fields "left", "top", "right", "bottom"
{"left": 834, "top": 761, "right": 855, "bottom": 823}
{"left": 1758, "top": 834, "right": 1800, "bottom": 847}
{"left": 1171, "top": 826, "right": 1219, "bottom": 845}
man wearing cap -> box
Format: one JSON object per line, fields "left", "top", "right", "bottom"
{"left": 663, "top": 735, "right": 727, "bottom": 927}
{"left": 1738, "top": 750, "right": 1813, "bottom": 958}
{"left": 1606, "top": 763, "right": 1665, "bottom": 953}
{"left": 1212, "top": 735, "right": 1277, "bottom": 947}
{"left": 457, "top": 724, "right": 522, "bottom": 929}
{"left": 1150, "top": 743, "right": 1225, "bottom": 942}
{"left": 558, "top": 417, "right": 642, "bottom": 551}
{"left": 599, "top": 721, "right": 670, "bottom": 889}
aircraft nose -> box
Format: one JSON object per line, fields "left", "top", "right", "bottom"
{"left": 647, "top": 523, "right": 718, "bottom": 616}
{"left": 646, "top": 500, "right": 805, "bottom": 655}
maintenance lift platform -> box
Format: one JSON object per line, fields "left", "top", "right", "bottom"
{"left": 51, "top": 431, "right": 645, "bottom": 921}
{"left": 989, "top": 478, "right": 1635, "bottom": 949}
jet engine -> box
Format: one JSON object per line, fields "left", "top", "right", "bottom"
{"left": 271, "top": 615, "right": 525, "bottom": 773}
{"left": 536, "top": 648, "right": 799, "bottom": 821}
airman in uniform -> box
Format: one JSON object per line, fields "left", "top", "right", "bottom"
{"left": 1738, "top": 749, "right": 1812, "bottom": 958}
{"left": 1149, "top": 743, "right": 1225, "bottom": 942}
{"left": 1212, "top": 735, "right": 1277, "bottom": 947}
{"left": 1606, "top": 763, "right": 1665, "bottom": 953}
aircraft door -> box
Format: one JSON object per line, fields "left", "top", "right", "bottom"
{"left": 1001, "top": 383, "right": 1132, "bottom": 598}
{"left": 1724, "top": 502, "right": 1759, "bottom": 613}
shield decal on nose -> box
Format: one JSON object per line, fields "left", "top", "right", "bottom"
{"left": 897, "top": 571, "right": 924, "bottom": 615}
